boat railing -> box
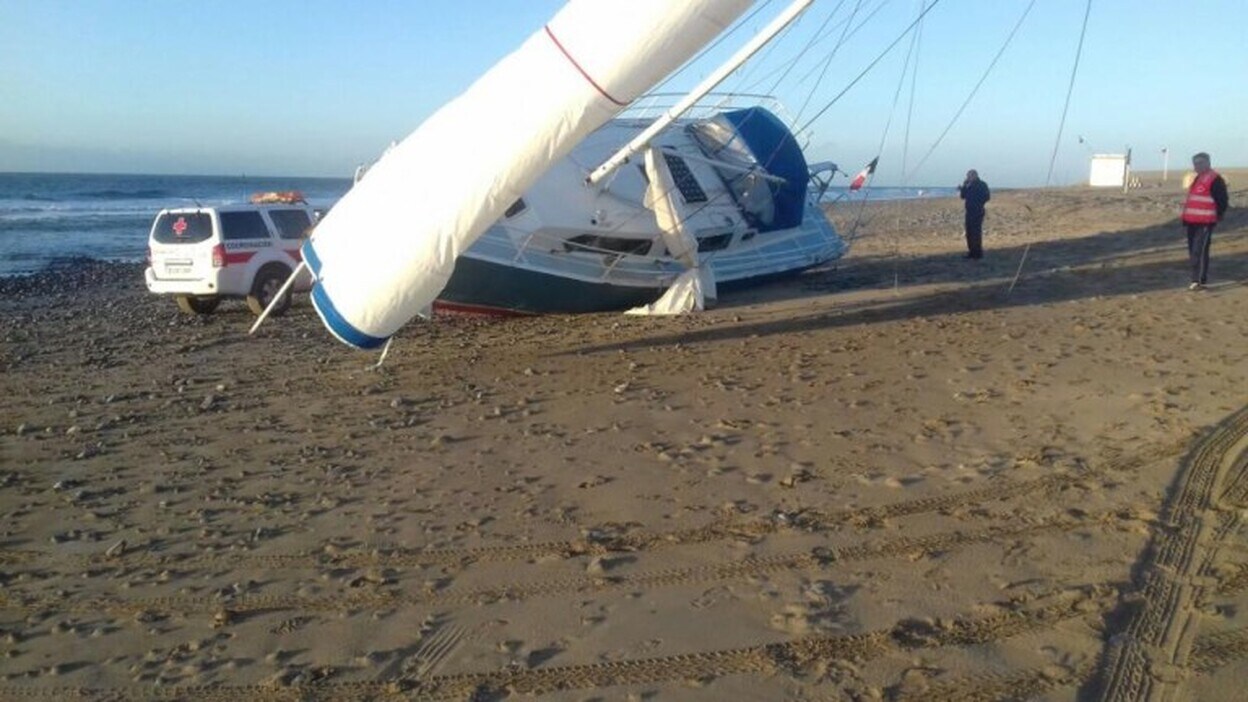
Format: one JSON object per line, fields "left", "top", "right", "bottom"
{"left": 485, "top": 223, "right": 677, "bottom": 286}
{"left": 481, "top": 215, "right": 842, "bottom": 289}
{"left": 619, "top": 92, "right": 812, "bottom": 146}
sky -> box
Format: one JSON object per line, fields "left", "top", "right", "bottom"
{"left": 1, "top": 0, "right": 1245, "bottom": 187}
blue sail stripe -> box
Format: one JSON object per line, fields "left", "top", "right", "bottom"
{"left": 309, "top": 284, "right": 388, "bottom": 350}
{"left": 301, "top": 240, "right": 324, "bottom": 276}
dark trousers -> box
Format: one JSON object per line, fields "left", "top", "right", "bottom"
{"left": 965, "top": 209, "right": 985, "bottom": 258}
{"left": 1185, "top": 224, "right": 1214, "bottom": 284}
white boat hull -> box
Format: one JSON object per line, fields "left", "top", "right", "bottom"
{"left": 434, "top": 107, "right": 846, "bottom": 314}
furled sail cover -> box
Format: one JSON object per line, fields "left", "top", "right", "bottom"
{"left": 302, "top": 0, "right": 753, "bottom": 348}
{"left": 690, "top": 107, "right": 808, "bottom": 233}
{"left": 625, "top": 147, "right": 716, "bottom": 316}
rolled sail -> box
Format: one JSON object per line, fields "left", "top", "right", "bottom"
{"left": 303, "top": 0, "right": 754, "bottom": 348}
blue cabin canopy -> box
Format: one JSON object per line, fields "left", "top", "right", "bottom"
{"left": 689, "top": 107, "right": 809, "bottom": 233}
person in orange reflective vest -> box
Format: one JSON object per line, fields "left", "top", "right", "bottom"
{"left": 1181, "top": 152, "right": 1229, "bottom": 290}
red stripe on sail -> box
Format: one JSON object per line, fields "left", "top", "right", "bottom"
{"left": 544, "top": 25, "right": 627, "bottom": 107}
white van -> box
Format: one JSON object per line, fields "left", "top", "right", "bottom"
{"left": 144, "top": 195, "right": 316, "bottom": 316}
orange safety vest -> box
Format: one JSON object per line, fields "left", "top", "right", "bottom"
{"left": 1182, "top": 170, "right": 1220, "bottom": 225}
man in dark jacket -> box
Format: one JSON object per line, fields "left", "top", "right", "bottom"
{"left": 958, "top": 169, "right": 990, "bottom": 259}
{"left": 1181, "top": 152, "right": 1229, "bottom": 290}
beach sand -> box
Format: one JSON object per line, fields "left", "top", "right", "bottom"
{"left": 1, "top": 181, "right": 1246, "bottom": 700}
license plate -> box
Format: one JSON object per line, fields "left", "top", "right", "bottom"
{"left": 165, "top": 263, "right": 191, "bottom": 275}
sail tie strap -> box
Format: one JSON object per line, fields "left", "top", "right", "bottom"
{"left": 544, "top": 25, "right": 628, "bottom": 106}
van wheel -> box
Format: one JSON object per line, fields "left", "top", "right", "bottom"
{"left": 246, "top": 265, "right": 293, "bottom": 317}
{"left": 175, "top": 295, "right": 220, "bottom": 315}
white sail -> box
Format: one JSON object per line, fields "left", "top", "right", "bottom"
{"left": 302, "top": 0, "right": 753, "bottom": 348}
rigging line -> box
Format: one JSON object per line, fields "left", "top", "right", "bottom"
{"left": 843, "top": 4, "right": 923, "bottom": 237}
{"left": 649, "top": 0, "right": 778, "bottom": 95}
{"left": 756, "top": 0, "right": 848, "bottom": 96}
{"left": 740, "top": 0, "right": 855, "bottom": 95}
{"left": 842, "top": 10, "right": 921, "bottom": 252}
{"left": 904, "top": 0, "right": 1038, "bottom": 182}
{"left": 875, "top": 3, "right": 921, "bottom": 156}
{"left": 796, "top": 0, "right": 943, "bottom": 135}
{"left": 793, "top": 0, "right": 894, "bottom": 88}
{"left": 1044, "top": 0, "right": 1093, "bottom": 186}
{"left": 1014, "top": 0, "right": 1093, "bottom": 295}
{"left": 725, "top": 0, "right": 814, "bottom": 95}
{"left": 793, "top": 0, "right": 865, "bottom": 123}
{"left": 900, "top": 0, "right": 924, "bottom": 180}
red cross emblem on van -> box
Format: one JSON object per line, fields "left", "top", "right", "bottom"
{"left": 172, "top": 216, "right": 188, "bottom": 237}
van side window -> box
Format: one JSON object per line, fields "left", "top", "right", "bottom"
{"left": 220, "top": 211, "right": 271, "bottom": 241}
{"left": 269, "top": 209, "right": 313, "bottom": 239}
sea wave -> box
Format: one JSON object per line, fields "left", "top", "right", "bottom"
{"left": 0, "top": 209, "right": 156, "bottom": 224}
{"left": 74, "top": 188, "right": 172, "bottom": 200}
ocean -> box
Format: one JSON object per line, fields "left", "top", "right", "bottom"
{"left": 0, "top": 172, "right": 956, "bottom": 277}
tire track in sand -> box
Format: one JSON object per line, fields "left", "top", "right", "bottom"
{"left": 0, "top": 516, "right": 1096, "bottom": 618}
{"left": 1094, "top": 405, "right": 1248, "bottom": 702}
{"left": 0, "top": 585, "right": 1114, "bottom": 701}
{"left": 889, "top": 661, "right": 1098, "bottom": 702}
{"left": 0, "top": 439, "right": 1179, "bottom": 574}
{"left": 1189, "top": 625, "right": 1248, "bottom": 674}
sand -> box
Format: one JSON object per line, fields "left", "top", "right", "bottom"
{"left": 1, "top": 180, "right": 1246, "bottom": 701}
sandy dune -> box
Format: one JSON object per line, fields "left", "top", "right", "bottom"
{"left": 1, "top": 181, "right": 1246, "bottom": 700}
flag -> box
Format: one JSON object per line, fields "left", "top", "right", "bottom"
{"left": 849, "top": 157, "right": 878, "bottom": 191}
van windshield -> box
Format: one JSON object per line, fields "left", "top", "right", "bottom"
{"left": 152, "top": 212, "right": 212, "bottom": 244}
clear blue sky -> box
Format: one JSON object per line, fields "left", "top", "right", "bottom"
{"left": 1, "top": 0, "right": 1244, "bottom": 186}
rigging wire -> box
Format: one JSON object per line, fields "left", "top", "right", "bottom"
{"left": 904, "top": 0, "right": 1037, "bottom": 182}
{"left": 796, "top": 0, "right": 942, "bottom": 135}
{"left": 1011, "top": 0, "right": 1094, "bottom": 294}
{"left": 649, "top": 0, "right": 778, "bottom": 95}
{"left": 793, "top": 0, "right": 865, "bottom": 123}
{"left": 841, "top": 0, "right": 926, "bottom": 253}
{"left": 900, "top": 2, "right": 923, "bottom": 180}
{"left": 722, "top": 0, "right": 824, "bottom": 97}
{"left": 757, "top": 0, "right": 849, "bottom": 96}
{"left": 793, "top": 0, "right": 894, "bottom": 88}
{"left": 740, "top": 0, "right": 863, "bottom": 95}
{"left": 1044, "top": 0, "right": 1093, "bottom": 187}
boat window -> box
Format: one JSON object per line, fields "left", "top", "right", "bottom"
{"left": 219, "top": 211, "right": 271, "bottom": 241}
{"left": 268, "top": 209, "right": 313, "bottom": 239}
{"left": 662, "top": 153, "right": 708, "bottom": 203}
{"left": 504, "top": 198, "right": 527, "bottom": 218}
{"left": 152, "top": 212, "right": 212, "bottom": 244}
{"left": 697, "top": 233, "right": 733, "bottom": 252}
{"left": 690, "top": 121, "right": 775, "bottom": 229}
{"left": 563, "top": 234, "right": 651, "bottom": 256}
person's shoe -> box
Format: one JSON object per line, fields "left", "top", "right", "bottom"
{"left": 1188, "top": 282, "right": 1204, "bottom": 291}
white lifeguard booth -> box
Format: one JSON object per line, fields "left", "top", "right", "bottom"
{"left": 1089, "top": 154, "right": 1129, "bottom": 187}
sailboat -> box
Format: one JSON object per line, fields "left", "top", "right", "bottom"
{"left": 296, "top": 0, "right": 844, "bottom": 349}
